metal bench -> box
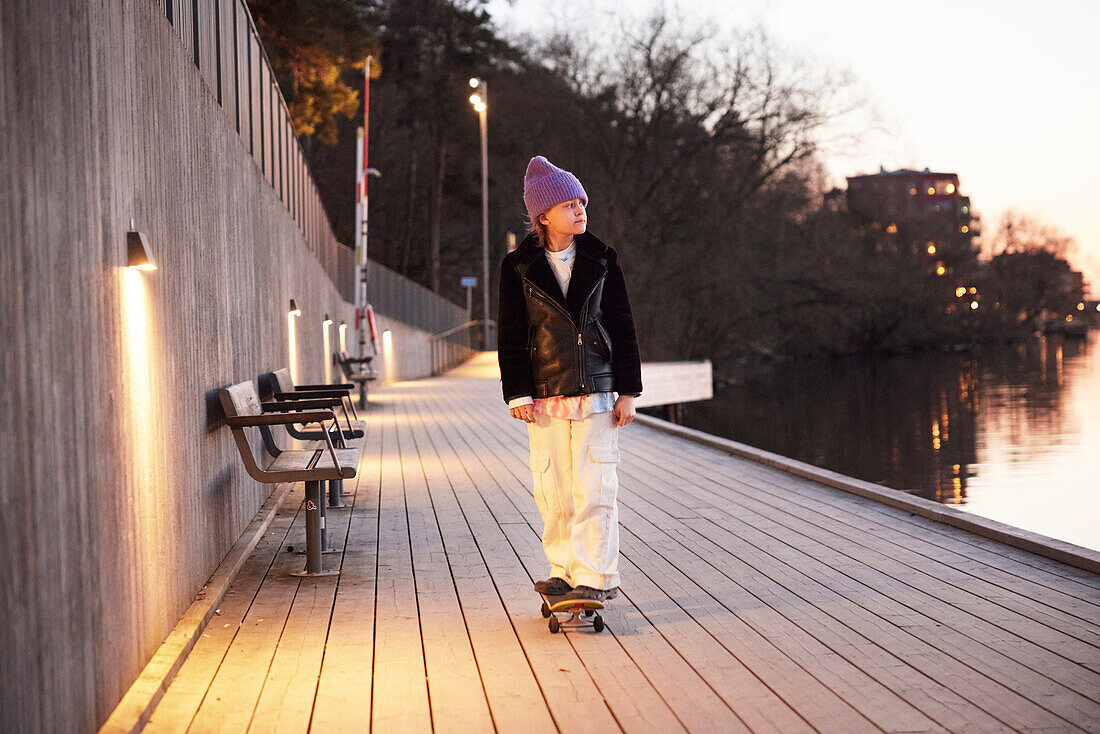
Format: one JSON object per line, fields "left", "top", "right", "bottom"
{"left": 219, "top": 380, "right": 358, "bottom": 577}
{"left": 260, "top": 369, "right": 365, "bottom": 509}
{"left": 335, "top": 350, "right": 377, "bottom": 408}
{"left": 266, "top": 368, "right": 365, "bottom": 441}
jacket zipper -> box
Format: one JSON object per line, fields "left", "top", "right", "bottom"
{"left": 577, "top": 279, "right": 602, "bottom": 392}
{"left": 526, "top": 277, "right": 603, "bottom": 393}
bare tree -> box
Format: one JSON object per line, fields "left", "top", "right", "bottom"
{"left": 527, "top": 9, "right": 861, "bottom": 360}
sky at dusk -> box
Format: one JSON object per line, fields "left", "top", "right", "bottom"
{"left": 485, "top": 0, "right": 1100, "bottom": 293}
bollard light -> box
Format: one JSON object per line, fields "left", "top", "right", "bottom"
{"left": 289, "top": 299, "right": 301, "bottom": 317}
{"left": 323, "top": 313, "right": 333, "bottom": 327}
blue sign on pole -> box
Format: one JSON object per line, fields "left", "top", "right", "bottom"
{"left": 460, "top": 276, "right": 478, "bottom": 288}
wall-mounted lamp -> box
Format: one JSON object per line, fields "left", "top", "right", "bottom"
{"left": 289, "top": 299, "right": 301, "bottom": 316}
{"left": 126, "top": 230, "right": 156, "bottom": 271}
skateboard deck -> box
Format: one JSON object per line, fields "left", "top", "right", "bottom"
{"left": 539, "top": 593, "right": 606, "bottom": 633}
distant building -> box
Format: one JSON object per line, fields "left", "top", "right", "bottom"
{"left": 846, "top": 167, "right": 979, "bottom": 274}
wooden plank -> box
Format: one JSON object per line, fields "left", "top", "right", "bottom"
{"left": 310, "top": 411, "right": 382, "bottom": 730}
{"left": 621, "top": 438, "right": 1100, "bottom": 702}
{"left": 436, "top": 363, "right": 1100, "bottom": 729}
{"left": 370, "top": 401, "right": 432, "bottom": 733}
{"left": 732, "top": 470, "right": 1100, "bottom": 645}
{"left": 617, "top": 504, "right": 1009, "bottom": 733}
{"left": 142, "top": 488, "right": 301, "bottom": 733}
{"left": 406, "top": 391, "right": 560, "bottom": 734}
{"left": 502, "top": 521, "right": 756, "bottom": 734}
{"left": 617, "top": 527, "right": 927, "bottom": 733}
{"left": 123, "top": 360, "right": 1100, "bottom": 734}
{"left": 392, "top": 397, "right": 496, "bottom": 733}
{"left": 636, "top": 423, "right": 1100, "bottom": 591}
{"left": 415, "top": 389, "right": 624, "bottom": 733}
{"left": 183, "top": 494, "right": 316, "bottom": 732}
{"left": 620, "top": 488, "right": 1043, "bottom": 731}
{"left": 247, "top": 464, "right": 361, "bottom": 730}
{"left": 440, "top": 375, "right": 1021, "bottom": 732}
{"left": 616, "top": 454, "right": 1093, "bottom": 730}
{"left": 637, "top": 430, "right": 1100, "bottom": 614}
{"left": 624, "top": 431, "right": 1100, "bottom": 638}
{"left": 247, "top": 575, "right": 339, "bottom": 731}
{"left": 433, "top": 387, "right": 746, "bottom": 733}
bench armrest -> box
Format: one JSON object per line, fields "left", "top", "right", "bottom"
{"left": 274, "top": 389, "right": 348, "bottom": 401}
{"left": 295, "top": 382, "right": 355, "bottom": 390}
{"left": 227, "top": 410, "right": 334, "bottom": 427}
{"left": 263, "top": 398, "right": 341, "bottom": 411}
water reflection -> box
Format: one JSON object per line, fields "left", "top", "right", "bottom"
{"left": 681, "top": 333, "right": 1100, "bottom": 551}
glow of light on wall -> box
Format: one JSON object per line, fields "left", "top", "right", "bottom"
{"left": 381, "top": 329, "right": 395, "bottom": 382}
{"left": 927, "top": 186, "right": 935, "bottom": 195}
{"left": 1077, "top": 302, "right": 1085, "bottom": 311}
{"left": 955, "top": 287, "right": 966, "bottom": 297}
{"left": 936, "top": 263, "right": 946, "bottom": 276}
{"left": 946, "top": 183, "right": 956, "bottom": 194}
{"left": 339, "top": 322, "right": 347, "bottom": 353}
{"left": 960, "top": 225, "right": 970, "bottom": 233}
{"left": 288, "top": 305, "right": 300, "bottom": 384}
{"left": 926, "top": 243, "right": 936, "bottom": 255}
{"left": 322, "top": 314, "right": 333, "bottom": 385}
{"left": 970, "top": 301, "right": 979, "bottom": 310}
{"left": 120, "top": 267, "right": 168, "bottom": 603}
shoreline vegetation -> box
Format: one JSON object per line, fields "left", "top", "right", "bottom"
{"left": 246, "top": 0, "right": 1091, "bottom": 370}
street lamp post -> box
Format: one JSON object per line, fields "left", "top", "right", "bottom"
{"left": 469, "top": 78, "right": 493, "bottom": 349}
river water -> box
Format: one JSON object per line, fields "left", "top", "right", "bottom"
{"left": 679, "top": 332, "right": 1100, "bottom": 552}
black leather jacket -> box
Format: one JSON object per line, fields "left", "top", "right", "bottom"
{"left": 498, "top": 231, "right": 642, "bottom": 402}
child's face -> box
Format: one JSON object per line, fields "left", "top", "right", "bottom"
{"left": 539, "top": 198, "right": 587, "bottom": 237}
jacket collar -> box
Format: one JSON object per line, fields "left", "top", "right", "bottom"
{"left": 515, "top": 232, "right": 609, "bottom": 323}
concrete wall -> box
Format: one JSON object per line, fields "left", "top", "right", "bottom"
{"left": 0, "top": 2, "right": 454, "bottom": 731}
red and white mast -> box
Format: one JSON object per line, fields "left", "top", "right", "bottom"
{"left": 355, "top": 55, "right": 378, "bottom": 357}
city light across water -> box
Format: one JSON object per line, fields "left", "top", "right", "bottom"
{"left": 681, "top": 332, "right": 1100, "bottom": 552}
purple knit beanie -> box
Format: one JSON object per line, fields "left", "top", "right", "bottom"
{"left": 523, "top": 156, "right": 588, "bottom": 221}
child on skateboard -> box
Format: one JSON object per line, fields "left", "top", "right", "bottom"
{"left": 497, "top": 156, "right": 643, "bottom": 603}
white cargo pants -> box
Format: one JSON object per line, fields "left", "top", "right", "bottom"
{"left": 527, "top": 410, "right": 620, "bottom": 590}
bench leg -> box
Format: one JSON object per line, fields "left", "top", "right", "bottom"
{"left": 294, "top": 490, "right": 341, "bottom": 559}
{"left": 328, "top": 478, "right": 349, "bottom": 509}
{"left": 291, "top": 480, "right": 339, "bottom": 578}
{"left": 319, "top": 496, "right": 341, "bottom": 553}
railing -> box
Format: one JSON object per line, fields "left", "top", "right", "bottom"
{"left": 429, "top": 321, "right": 492, "bottom": 376}
{"left": 366, "top": 265, "right": 469, "bottom": 336}
{"left": 153, "top": 0, "right": 351, "bottom": 299}
{"left": 153, "top": 0, "right": 471, "bottom": 327}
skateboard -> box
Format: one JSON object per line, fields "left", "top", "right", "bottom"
{"left": 540, "top": 593, "right": 606, "bottom": 633}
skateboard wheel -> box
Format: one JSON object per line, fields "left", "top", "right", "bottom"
{"left": 541, "top": 601, "right": 551, "bottom": 618}
{"left": 593, "top": 615, "right": 604, "bottom": 633}
{"left": 549, "top": 616, "right": 560, "bottom": 634}
{"left": 583, "top": 609, "right": 593, "bottom": 618}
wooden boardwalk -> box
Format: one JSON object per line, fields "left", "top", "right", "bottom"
{"left": 143, "top": 354, "right": 1100, "bottom": 733}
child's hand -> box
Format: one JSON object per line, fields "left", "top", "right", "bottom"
{"left": 613, "top": 395, "right": 636, "bottom": 426}
{"left": 510, "top": 404, "right": 536, "bottom": 423}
